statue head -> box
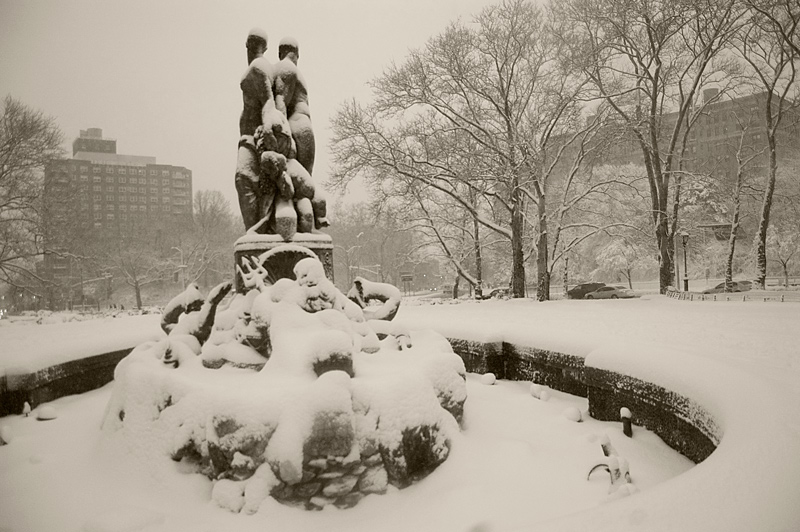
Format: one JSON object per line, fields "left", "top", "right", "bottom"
{"left": 246, "top": 28, "right": 268, "bottom": 64}
{"left": 278, "top": 36, "right": 299, "bottom": 65}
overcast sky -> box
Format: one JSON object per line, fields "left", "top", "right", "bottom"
{"left": 0, "top": 0, "right": 494, "bottom": 211}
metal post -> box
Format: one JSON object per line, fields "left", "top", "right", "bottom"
{"left": 681, "top": 231, "right": 689, "bottom": 292}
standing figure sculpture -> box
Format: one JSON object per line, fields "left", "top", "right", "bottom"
{"left": 234, "top": 29, "right": 327, "bottom": 239}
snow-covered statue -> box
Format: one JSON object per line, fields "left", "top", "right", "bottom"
{"left": 102, "top": 255, "right": 467, "bottom": 512}
{"left": 235, "top": 28, "right": 327, "bottom": 240}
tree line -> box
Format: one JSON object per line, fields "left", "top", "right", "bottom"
{"left": 328, "top": 0, "right": 800, "bottom": 298}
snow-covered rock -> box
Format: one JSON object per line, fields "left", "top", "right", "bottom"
{"left": 36, "top": 404, "right": 57, "bottom": 421}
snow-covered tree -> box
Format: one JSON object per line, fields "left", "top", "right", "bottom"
{"left": 553, "top": 0, "right": 743, "bottom": 294}
{"left": 0, "top": 96, "right": 64, "bottom": 297}
{"left": 731, "top": 1, "right": 800, "bottom": 289}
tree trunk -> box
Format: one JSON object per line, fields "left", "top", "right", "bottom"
{"left": 536, "top": 197, "right": 549, "bottom": 301}
{"left": 657, "top": 215, "right": 673, "bottom": 294}
{"left": 725, "top": 165, "right": 744, "bottom": 292}
{"left": 135, "top": 282, "right": 143, "bottom": 309}
{"left": 563, "top": 256, "right": 569, "bottom": 297}
{"left": 473, "top": 215, "right": 483, "bottom": 299}
{"left": 754, "top": 139, "right": 778, "bottom": 290}
{"left": 510, "top": 187, "right": 526, "bottom": 298}
{"left": 452, "top": 275, "right": 460, "bottom": 299}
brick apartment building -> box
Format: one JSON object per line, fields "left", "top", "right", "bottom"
{"left": 41, "top": 128, "right": 193, "bottom": 295}
{"left": 603, "top": 89, "right": 800, "bottom": 176}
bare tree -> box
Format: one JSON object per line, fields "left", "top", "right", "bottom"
{"left": 721, "top": 111, "right": 765, "bottom": 291}
{"left": 554, "top": 0, "right": 742, "bottom": 293}
{"left": 0, "top": 96, "right": 64, "bottom": 295}
{"left": 332, "top": 0, "right": 564, "bottom": 298}
{"left": 732, "top": 1, "right": 800, "bottom": 289}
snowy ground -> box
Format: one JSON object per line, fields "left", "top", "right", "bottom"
{"left": 1, "top": 295, "right": 798, "bottom": 531}
{"left": 0, "top": 376, "right": 690, "bottom": 532}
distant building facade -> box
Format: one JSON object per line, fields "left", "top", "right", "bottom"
{"left": 42, "top": 128, "right": 193, "bottom": 290}
{"left": 603, "top": 89, "right": 800, "bottom": 175}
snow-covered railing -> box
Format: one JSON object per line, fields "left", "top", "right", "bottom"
{"left": 665, "top": 287, "right": 792, "bottom": 302}
{"left": 0, "top": 348, "right": 133, "bottom": 417}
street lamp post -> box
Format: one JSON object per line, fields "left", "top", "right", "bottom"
{"left": 681, "top": 231, "right": 690, "bottom": 292}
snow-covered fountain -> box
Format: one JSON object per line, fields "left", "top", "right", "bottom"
{"left": 99, "top": 27, "right": 467, "bottom": 512}
{"left": 101, "top": 258, "right": 467, "bottom": 512}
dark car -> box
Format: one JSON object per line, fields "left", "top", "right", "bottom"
{"left": 702, "top": 280, "right": 753, "bottom": 294}
{"left": 567, "top": 282, "right": 606, "bottom": 300}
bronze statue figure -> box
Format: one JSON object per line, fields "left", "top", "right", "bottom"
{"left": 235, "top": 29, "right": 327, "bottom": 239}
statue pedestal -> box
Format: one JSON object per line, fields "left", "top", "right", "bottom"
{"left": 233, "top": 233, "right": 334, "bottom": 293}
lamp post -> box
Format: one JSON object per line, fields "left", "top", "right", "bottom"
{"left": 681, "top": 231, "right": 690, "bottom": 292}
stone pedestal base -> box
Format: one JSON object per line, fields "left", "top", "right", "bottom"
{"left": 234, "top": 233, "right": 334, "bottom": 293}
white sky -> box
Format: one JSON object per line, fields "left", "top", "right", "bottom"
{"left": 0, "top": 0, "right": 493, "bottom": 211}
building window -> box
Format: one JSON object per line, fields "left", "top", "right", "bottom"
{"left": 80, "top": 165, "right": 88, "bottom": 172}
{"left": 162, "top": 179, "right": 170, "bottom": 186}
{"left": 139, "top": 187, "right": 146, "bottom": 193}
{"left": 106, "top": 195, "right": 114, "bottom": 201}
{"left": 118, "top": 168, "right": 126, "bottom": 174}
{"left": 94, "top": 213, "right": 102, "bottom": 220}
{"left": 150, "top": 205, "right": 158, "bottom": 211}
{"left": 162, "top": 187, "right": 170, "bottom": 194}
{"left": 80, "top": 175, "right": 89, "bottom": 182}
{"left": 119, "top": 195, "right": 126, "bottom": 202}
{"left": 93, "top": 185, "right": 102, "bottom": 191}
{"left": 93, "top": 167, "right": 101, "bottom": 174}
{"left": 94, "top": 204, "right": 101, "bottom": 211}
{"left": 139, "top": 169, "right": 145, "bottom": 175}
{"left": 162, "top": 170, "right": 170, "bottom": 177}
{"left": 106, "top": 167, "right": 113, "bottom": 174}
{"left": 150, "top": 169, "right": 157, "bottom": 176}
{"left": 120, "top": 213, "right": 128, "bottom": 220}
{"left": 162, "top": 197, "right": 170, "bottom": 203}
{"left": 105, "top": 176, "right": 114, "bottom": 183}
{"left": 106, "top": 213, "right": 114, "bottom": 220}
{"left": 139, "top": 205, "right": 147, "bottom": 212}
{"left": 150, "top": 187, "right": 158, "bottom": 194}
{"left": 150, "top": 197, "right": 158, "bottom": 203}
{"left": 150, "top": 178, "right": 158, "bottom": 185}
{"left": 139, "top": 178, "right": 146, "bottom": 184}
{"left": 106, "top": 204, "right": 114, "bottom": 211}
{"left": 94, "top": 222, "right": 102, "bottom": 228}
{"left": 162, "top": 205, "right": 171, "bottom": 212}
{"left": 107, "top": 186, "right": 114, "bottom": 192}
{"left": 93, "top": 176, "right": 102, "bottom": 183}
{"left": 120, "top": 204, "right": 127, "bottom": 211}
{"left": 119, "top": 177, "right": 126, "bottom": 184}
{"left": 93, "top": 195, "right": 101, "bottom": 202}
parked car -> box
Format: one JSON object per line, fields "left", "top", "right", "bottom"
{"left": 567, "top": 282, "right": 606, "bottom": 300}
{"left": 702, "top": 280, "right": 753, "bottom": 294}
{"left": 584, "top": 285, "right": 636, "bottom": 299}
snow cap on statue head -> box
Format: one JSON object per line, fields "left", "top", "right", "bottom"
{"left": 278, "top": 36, "right": 299, "bottom": 60}
{"left": 246, "top": 27, "right": 268, "bottom": 50}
